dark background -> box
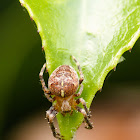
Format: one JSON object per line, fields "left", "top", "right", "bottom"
{"left": 1, "top": 1, "right": 140, "bottom": 140}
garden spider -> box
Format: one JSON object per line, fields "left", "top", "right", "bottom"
{"left": 39, "top": 56, "right": 93, "bottom": 139}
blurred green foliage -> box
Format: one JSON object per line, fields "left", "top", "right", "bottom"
{"left": 0, "top": 0, "right": 140, "bottom": 139}
{"left": 0, "top": 1, "right": 47, "bottom": 138}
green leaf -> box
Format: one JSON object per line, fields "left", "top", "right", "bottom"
{"left": 20, "top": 0, "right": 140, "bottom": 139}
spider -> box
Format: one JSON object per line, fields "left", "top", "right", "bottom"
{"left": 39, "top": 56, "right": 93, "bottom": 139}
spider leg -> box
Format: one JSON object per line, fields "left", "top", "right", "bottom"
{"left": 72, "top": 56, "right": 84, "bottom": 84}
{"left": 39, "top": 63, "right": 54, "bottom": 102}
{"left": 76, "top": 98, "right": 91, "bottom": 118}
{"left": 46, "top": 107, "right": 64, "bottom": 139}
{"left": 76, "top": 106, "right": 93, "bottom": 129}
{"left": 74, "top": 84, "right": 83, "bottom": 97}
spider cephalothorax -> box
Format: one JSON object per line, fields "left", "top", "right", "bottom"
{"left": 39, "top": 56, "right": 93, "bottom": 139}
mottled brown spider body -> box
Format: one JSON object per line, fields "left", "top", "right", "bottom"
{"left": 48, "top": 65, "right": 79, "bottom": 97}
{"left": 39, "top": 56, "right": 93, "bottom": 140}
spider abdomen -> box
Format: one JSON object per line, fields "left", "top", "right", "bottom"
{"left": 48, "top": 65, "right": 79, "bottom": 97}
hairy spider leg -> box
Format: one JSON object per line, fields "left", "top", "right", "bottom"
{"left": 46, "top": 107, "right": 64, "bottom": 140}
{"left": 74, "top": 84, "right": 83, "bottom": 97}
{"left": 72, "top": 56, "right": 92, "bottom": 128}
{"left": 72, "top": 56, "right": 84, "bottom": 84}
{"left": 76, "top": 97, "right": 91, "bottom": 118}
{"left": 74, "top": 84, "right": 91, "bottom": 118}
{"left": 76, "top": 106, "right": 93, "bottom": 129}
{"left": 39, "top": 63, "right": 54, "bottom": 102}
